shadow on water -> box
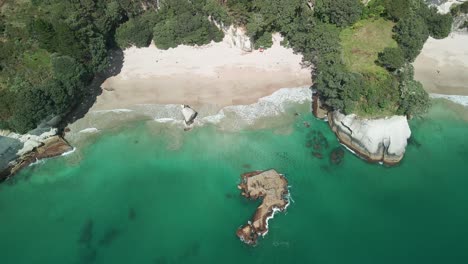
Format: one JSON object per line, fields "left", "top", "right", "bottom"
{"left": 408, "top": 137, "right": 422, "bottom": 148}
{"left": 178, "top": 242, "right": 200, "bottom": 261}
{"left": 128, "top": 208, "right": 136, "bottom": 221}
{"left": 78, "top": 219, "right": 98, "bottom": 263}
{"left": 154, "top": 256, "right": 168, "bottom": 264}
{"left": 60, "top": 49, "right": 124, "bottom": 129}
{"left": 98, "top": 228, "right": 121, "bottom": 247}
{"left": 79, "top": 219, "right": 94, "bottom": 247}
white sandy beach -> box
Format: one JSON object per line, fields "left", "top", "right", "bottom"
{"left": 413, "top": 33, "right": 468, "bottom": 96}
{"left": 94, "top": 33, "right": 311, "bottom": 111}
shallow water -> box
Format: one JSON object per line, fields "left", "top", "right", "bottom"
{"left": 1, "top": 101, "right": 468, "bottom": 264}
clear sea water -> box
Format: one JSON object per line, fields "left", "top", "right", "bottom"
{"left": 1, "top": 100, "right": 468, "bottom": 264}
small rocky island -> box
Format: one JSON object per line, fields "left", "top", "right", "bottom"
{"left": 236, "top": 169, "right": 290, "bottom": 246}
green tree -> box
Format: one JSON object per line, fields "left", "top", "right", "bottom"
{"left": 115, "top": 12, "right": 158, "bottom": 48}
{"left": 399, "top": 79, "right": 430, "bottom": 116}
{"left": 377, "top": 47, "right": 405, "bottom": 71}
{"left": 423, "top": 8, "right": 453, "bottom": 39}
{"left": 315, "top": 0, "right": 363, "bottom": 27}
{"left": 382, "top": 0, "right": 411, "bottom": 21}
{"left": 394, "top": 13, "right": 429, "bottom": 62}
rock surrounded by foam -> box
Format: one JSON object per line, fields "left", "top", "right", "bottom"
{"left": 328, "top": 111, "right": 411, "bottom": 165}
{"left": 236, "top": 169, "right": 289, "bottom": 246}
{"left": 181, "top": 105, "right": 198, "bottom": 126}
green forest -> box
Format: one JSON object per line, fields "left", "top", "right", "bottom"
{"left": 0, "top": 0, "right": 455, "bottom": 133}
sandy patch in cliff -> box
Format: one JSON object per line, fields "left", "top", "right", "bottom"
{"left": 413, "top": 33, "right": 468, "bottom": 96}
{"left": 93, "top": 34, "right": 311, "bottom": 111}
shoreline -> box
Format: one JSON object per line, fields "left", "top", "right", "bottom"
{"left": 93, "top": 33, "right": 311, "bottom": 112}
{"left": 413, "top": 33, "right": 468, "bottom": 96}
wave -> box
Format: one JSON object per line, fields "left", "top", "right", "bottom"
{"left": 93, "top": 109, "right": 134, "bottom": 114}
{"left": 79, "top": 128, "right": 99, "bottom": 133}
{"left": 29, "top": 159, "right": 45, "bottom": 167}
{"left": 126, "top": 87, "right": 312, "bottom": 131}
{"left": 61, "top": 147, "right": 76, "bottom": 156}
{"left": 430, "top": 93, "right": 468, "bottom": 107}
{"left": 197, "top": 86, "right": 312, "bottom": 130}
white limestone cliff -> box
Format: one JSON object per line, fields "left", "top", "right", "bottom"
{"left": 328, "top": 111, "right": 411, "bottom": 165}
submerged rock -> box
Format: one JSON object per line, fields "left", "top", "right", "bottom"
{"left": 330, "top": 147, "right": 345, "bottom": 165}
{"left": 328, "top": 111, "right": 411, "bottom": 165}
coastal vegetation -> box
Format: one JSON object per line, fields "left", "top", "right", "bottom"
{"left": 0, "top": 0, "right": 456, "bottom": 133}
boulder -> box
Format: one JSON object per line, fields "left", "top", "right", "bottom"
{"left": 181, "top": 105, "right": 198, "bottom": 126}
{"left": 328, "top": 111, "right": 411, "bottom": 165}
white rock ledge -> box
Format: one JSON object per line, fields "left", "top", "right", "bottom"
{"left": 328, "top": 111, "right": 411, "bottom": 165}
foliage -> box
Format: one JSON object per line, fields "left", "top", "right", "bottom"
{"left": 254, "top": 32, "right": 273, "bottom": 49}
{"left": 399, "top": 79, "right": 430, "bottom": 116}
{"left": 451, "top": 1, "right": 468, "bottom": 15}
{"left": 382, "top": 0, "right": 411, "bottom": 21}
{"left": 152, "top": 0, "right": 224, "bottom": 49}
{"left": 0, "top": 0, "right": 132, "bottom": 132}
{"left": 397, "top": 64, "right": 430, "bottom": 116}
{"left": 115, "top": 11, "right": 158, "bottom": 48}
{"left": 394, "top": 13, "right": 429, "bottom": 62}
{"left": 422, "top": 7, "right": 453, "bottom": 39}
{"left": 315, "top": 0, "right": 364, "bottom": 27}
{"left": 377, "top": 47, "right": 405, "bottom": 71}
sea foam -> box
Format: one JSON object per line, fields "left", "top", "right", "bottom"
{"left": 430, "top": 93, "right": 468, "bottom": 107}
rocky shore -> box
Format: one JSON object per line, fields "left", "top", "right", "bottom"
{"left": 236, "top": 169, "right": 289, "bottom": 246}
{"left": 0, "top": 129, "right": 72, "bottom": 181}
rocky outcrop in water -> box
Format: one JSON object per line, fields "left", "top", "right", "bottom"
{"left": 181, "top": 105, "right": 198, "bottom": 126}
{"left": 0, "top": 129, "right": 72, "bottom": 181}
{"left": 328, "top": 111, "right": 411, "bottom": 165}
{"left": 236, "top": 169, "right": 289, "bottom": 246}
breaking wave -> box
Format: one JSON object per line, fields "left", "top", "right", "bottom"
{"left": 430, "top": 93, "right": 468, "bottom": 107}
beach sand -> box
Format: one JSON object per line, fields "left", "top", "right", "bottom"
{"left": 413, "top": 33, "right": 468, "bottom": 95}
{"left": 94, "top": 34, "right": 311, "bottom": 111}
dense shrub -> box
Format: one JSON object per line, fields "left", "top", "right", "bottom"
{"left": 315, "top": 0, "right": 364, "bottom": 27}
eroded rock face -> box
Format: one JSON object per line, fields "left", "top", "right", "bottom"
{"left": 222, "top": 25, "right": 253, "bottom": 52}
{"left": 236, "top": 170, "right": 289, "bottom": 246}
{"left": 328, "top": 111, "right": 411, "bottom": 165}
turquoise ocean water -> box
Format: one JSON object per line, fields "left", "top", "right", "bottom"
{"left": 1, "top": 100, "right": 468, "bottom": 264}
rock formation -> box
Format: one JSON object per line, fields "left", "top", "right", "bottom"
{"left": 236, "top": 170, "right": 289, "bottom": 246}
{"left": 427, "top": 0, "right": 468, "bottom": 14}
{"left": 312, "top": 92, "right": 330, "bottom": 120}
{"left": 181, "top": 105, "right": 198, "bottom": 126}
{"left": 212, "top": 22, "right": 253, "bottom": 52}
{"left": 0, "top": 129, "right": 72, "bottom": 181}
{"left": 328, "top": 111, "right": 411, "bottom": 165}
